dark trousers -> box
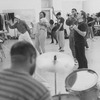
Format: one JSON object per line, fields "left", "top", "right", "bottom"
{"left": 69, "top": 33, "right": 76, "bottom": 58}
{"left": 75, "top": 42, "right": 88, "bottom": 69}
{"left": 50, "top": 31, "right": 58, "bottom": 43}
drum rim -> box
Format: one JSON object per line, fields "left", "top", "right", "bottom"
{"left": 65, "top": 68, "right": 98, "bottom": 92}
{"left": 52, "top": 93, "right": 77, "bottom": 97}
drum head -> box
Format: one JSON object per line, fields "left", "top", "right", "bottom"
{"left": 65, "top": 68, "right": 98, "bottom": 91}
{"left": 0, "top": 39, "right": 3, "bottom": 43}
{"left": 52, "top": 94, "right": 80, "bottom": 100}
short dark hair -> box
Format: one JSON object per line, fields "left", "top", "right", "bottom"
{"left": 49, "top": 19, "right": 54, "bottom": 25}
{"left": 40, "top": 11, "right": 46, "bottom": 17}
{"left": 96, "top": 12, "right": 100, "bottom": 17}
{"left": 56, "top": 12, "right": 61, "bottom": 16}
{"left": 81, "top": 10, "right": 87, "bottom": 22}
{"left": 10, "top": 41, "right": 37, "bottom": 63}
{"left": 72, "top": 8, "right": 77, "bottom": 12}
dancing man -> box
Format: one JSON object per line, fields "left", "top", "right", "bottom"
{"left": 7, "top": 15, "right": 33, "bottom": 45}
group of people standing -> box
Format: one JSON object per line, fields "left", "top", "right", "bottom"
{"left": 2, "top": 7, "right": 90, "bottom": 71}
{"left": 35, "top": 8, "right": 65, "bottom": 54}
{"left": 66, "top": 8, "right": 88, "bottom": 69}
{"left": 1, "top": 6, "right": 100, "bottom": 100}
{"left": 0, "top": 13, "right": 53, "bottom": 99}
{"left": 6, "top": 8, "right": 88, "bottom": 69}
{"left": 35, "top": 8, "right": 89, "bottom": 69}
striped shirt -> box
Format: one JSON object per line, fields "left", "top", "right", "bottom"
{"left": 0, "top": 69, "right": 52, "bottom": 100}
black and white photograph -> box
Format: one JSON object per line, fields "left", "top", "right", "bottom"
{"left": 0, "top": 0, "right": 100, "bottom": 100}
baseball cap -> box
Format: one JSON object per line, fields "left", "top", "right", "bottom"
{"left": 14, "top": 15, "right": 20, "bottom": 19}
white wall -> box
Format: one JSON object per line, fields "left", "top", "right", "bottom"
{"left": 52, "top": 0, "right": 83, "bottom": 35}
{"left": 83, "top": 0, "right": 100, "bottom": 14}
{"left": 53, "top": 0, "right": 100, "bottom": 16}
{"left": 53, "top": 0, "right": 83, "bottom": 17}
{"left": 0, "top": 0, "right": 41, "bottom": 22}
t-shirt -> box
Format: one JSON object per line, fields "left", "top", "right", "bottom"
{"left": 87, "top": 17, "right": 94, "bottom": 27}
{"left": 66, "top": 17, "right": 77, "bottom": 26}
{"left": 74, "top": 22, "right": 87, "bottom": 43}
{"left": 39, "top": 18, "right": 49, "bottom": 32}
{"left": 57, "top": 17, "right": 64, "bottom": 31}
{"left": 52, "top": 23, "right": 59, "bottom": 32}
{"left": 0, "top": 69, "right": 52, "bottom": 100}
{"left": 8, "top": 20, "right": 31, "bottom": 34}
{"left": 40, "top": 18, "right": 49, "bottom": 28}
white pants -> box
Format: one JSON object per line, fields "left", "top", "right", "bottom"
{"left": 35, "top": 29, "right": 47, "bottom": 54}
{"left": 57, "top": 30, "right": 65, "bottom": 50}
{"left": 18, "top": 31, "right": 33, "bottom": 45}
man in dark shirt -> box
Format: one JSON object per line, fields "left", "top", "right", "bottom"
{"left": 7, "top": 15, "right": 33, "bottom": 45}
{"left": 66, "top": 8, "right": 77, "bottom": 60}
{"left": 73, "top": 11, "right": 88, "bottom": 69}
{"left": 52, "top": 7, "right": 65, "bottom": 51}
{"left": 48, "top": 20, "right": 58, "bottom": 44}
{"left": 55, "top": 12, "right": 65, "bottom": 52}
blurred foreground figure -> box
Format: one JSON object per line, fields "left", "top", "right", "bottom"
{"left": 0, "top": 41, "right": 52, "bottom": 100}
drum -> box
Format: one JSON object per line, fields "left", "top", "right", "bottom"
{"left": 52, "top": 94, "right": 80, "bottom": 100}
{"left": 65, "top": 68, "right": 99, "bottom": 100}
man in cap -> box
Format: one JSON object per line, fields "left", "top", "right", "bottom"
{"left": 7, "top": 15, "right": 33, "bottom": 45}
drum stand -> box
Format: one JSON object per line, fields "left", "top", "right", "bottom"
{"left": 55, "top": 72, "right": 57, "bottom": 94}
{"left": 54, "top": 55, "right": 57, "bottom": 94}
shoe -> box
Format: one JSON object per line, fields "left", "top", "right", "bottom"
{"left": 40, "top": 53, "right": 42, "bottom": 55}
{"left": 59, "top": 50, "right": 64, "bottom": 52}
{"left": 50, "top": 42, "right": 54, "bottom": 44}
{"left": 59, "top": 47, "right": 61, "bottom": 50}
{"left": 56, "top": 42, "right": 58, "bottom": 45}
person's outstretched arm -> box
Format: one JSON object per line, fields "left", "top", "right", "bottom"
{"left": 52, "top": 7, "right": 56, "bottom": 17}
{"left": 23, "top": 21, "right": 32, "bottom": 35}
{"left": 6, "top": 21, "right": 17, "bottom": 29}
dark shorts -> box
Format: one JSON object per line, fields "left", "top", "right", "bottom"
{"left": 0, "top": 44, "right": 2, "bottom": 49}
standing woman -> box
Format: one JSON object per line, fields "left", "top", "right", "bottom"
{"left": 35, "top": 11, "right": 49, "bottom": 54}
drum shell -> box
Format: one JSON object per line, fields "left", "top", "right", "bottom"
{"left": 71, "top": 85, "right": 99, "bottom": 100}
{"left": 65, "top": 69, "right": 99, "bottom": 100}
{"left": 52, "top": 94, "right": 80, "bottom": 100}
